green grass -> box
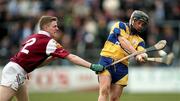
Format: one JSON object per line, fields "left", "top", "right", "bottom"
{"left": 29, "top": 91, "right": 98, "bottom": 101}
{"left": 12, "top": 91, "right": 180, "bottom": 101}
{"left": 23, "top": 91, "right": 180, "bottom": 101}
{"left": 122, "top": 93, "right": 180, "bottom": 101}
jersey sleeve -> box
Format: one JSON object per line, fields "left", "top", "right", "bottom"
{"left": 109, "top": 22, "right": 129, "bottom": 39}
{"left": 46, "top": 39, "right": 70, "bottom": 58}
{"left": 137, "top": 40, "right": 146, "bottom": 51}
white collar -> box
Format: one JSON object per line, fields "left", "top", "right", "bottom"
{"left": 38, "top": 30, "right": 51, "bottom": 37}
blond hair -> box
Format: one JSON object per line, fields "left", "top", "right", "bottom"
{"left": 38, "top": 16, "right": 58, "bottom": 30}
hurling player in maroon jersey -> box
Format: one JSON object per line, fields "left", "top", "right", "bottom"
{"left": 0, "top": 16, "right": 104, "bottom": 101}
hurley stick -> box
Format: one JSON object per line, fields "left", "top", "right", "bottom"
{"left": 147, "top": 52, "right": 174, "bottom": 65}
{"left": 105, "top": 40, "right": 167, "bottom": 68}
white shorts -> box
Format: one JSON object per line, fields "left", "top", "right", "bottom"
{"left": 0, "top": 62, "right": 27, "bottom": 91}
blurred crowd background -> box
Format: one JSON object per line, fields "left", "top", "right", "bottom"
{"left": 0, "top": 0, "right": 179, "bottom": 67}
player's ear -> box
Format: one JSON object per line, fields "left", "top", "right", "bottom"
{"left": 42, "top": 25, "right": 48, "bottom": 30}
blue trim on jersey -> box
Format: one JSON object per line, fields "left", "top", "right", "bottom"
{"left": 113, "top": 28, "right": 120, "bottom": 36}
{"left": 119, "top": 22, "right": 126, "bottom": 31}
{"left": 107, "top": 33, "right": 118, "bottom": 44}
{"left": 106, "top": 22, "right": 127, "bottom": 44}
{"left": 138, "top": 41, "right": 145, "bottom": 48}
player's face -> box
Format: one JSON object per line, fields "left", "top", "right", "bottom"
{"left": 133, "top": 20, "right": 147, "bottom": 32}
{"left": 46, "top": 21, "right": 59, "bottom": 39}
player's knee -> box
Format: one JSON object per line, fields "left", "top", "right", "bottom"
{"left": 100, "top": 86, "right": 110, "bottom": 96}
{"left": 110, "top": 95, "right": 120, "bottom": 101}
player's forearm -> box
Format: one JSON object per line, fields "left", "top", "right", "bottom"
{"left": 118, "top": 36, "right": 137, "bottom": 54}
{"left": 66, "top": 54, "right": 91, "bottom": 68}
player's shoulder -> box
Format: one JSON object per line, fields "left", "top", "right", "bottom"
{"left": 138, "top": 36, "right": 145, "bottom": 42}
{"left": 113, "top": 21, "right": 128, "bottom": 31}
{"left": 29, "top": 33, "right": 51, "bottom": 40}
{"left": 135, "top": 35, "right": 145, "bottom": 44}
{"left": 23, "top": 34, "right": 51, "bottom": 44}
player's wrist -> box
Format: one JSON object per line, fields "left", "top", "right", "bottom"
{"left": 90, "top": 64, "right": 95, "bottom": 70}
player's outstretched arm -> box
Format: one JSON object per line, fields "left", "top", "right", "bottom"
{"left": 65, "top": 54, "right": 104, "bottom": 72}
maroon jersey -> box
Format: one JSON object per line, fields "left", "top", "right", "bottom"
{"left": 10, "top": 31, "right": 70, "bottom": 73}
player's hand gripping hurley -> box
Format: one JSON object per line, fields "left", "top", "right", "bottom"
{"left": 105, "top": 40, "right": 167, "bottom": 68}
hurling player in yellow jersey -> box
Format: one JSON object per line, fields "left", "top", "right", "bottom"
{"left": 98, "top": 10, "right": 149, "bottom": 101}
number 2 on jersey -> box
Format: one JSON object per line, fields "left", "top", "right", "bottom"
{"left": 21, "top": 38, "right": 36, "bottom": 54}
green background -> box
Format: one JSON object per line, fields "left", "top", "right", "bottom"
{"left": 12, "top": 91, "right": 180, "bottom": 101}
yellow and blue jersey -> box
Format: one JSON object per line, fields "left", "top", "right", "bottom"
{"left": 100, "top": 21, "right": 145, "bottom": 66}
{"left": 98, "top": 21, "right": 145, "bottom": 85}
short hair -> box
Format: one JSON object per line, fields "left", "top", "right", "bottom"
{"left": 38, "top": 16, "right": 58, "bottom": 30}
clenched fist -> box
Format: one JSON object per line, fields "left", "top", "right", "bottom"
{"left": 90, "top": 64, "right": 104, "bottom": 72}
{"left": 135, "top": 53, "right": 148, "bottom": 62}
